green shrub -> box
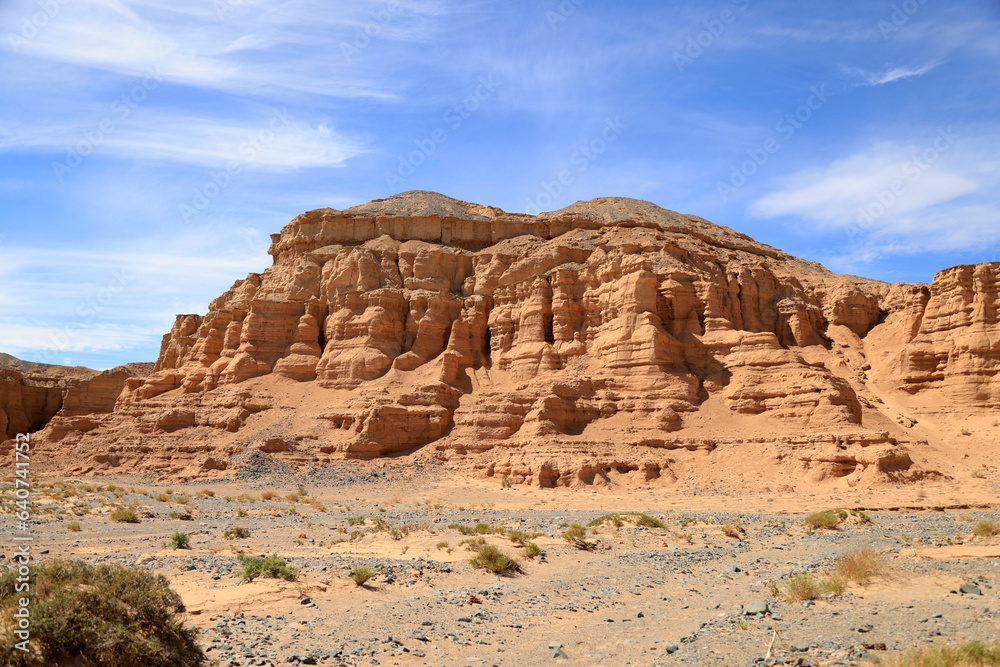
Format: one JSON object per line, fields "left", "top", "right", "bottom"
{"left": 347, "top": 516, "right": 366, "bottom": 526}
{"left": 224, "top": 526, "right": 251, "bottom": 540}
{"left": 973, "top": 520, "right": 999, "bottom": 537}
{"left": 470, "top": 545, "right": 521, "bottom": 575}
{"left": 587, "top": 513, "right": 666, "bottom": 529}
{"left": 562, "top": 524, "right": 589, "bottom": 548}
{"left": 0, "top": 560, "right": 205, "bottom": 666}
{"left": 505, "top": 529, "right": 541, "bottom": 545}
{"left": 774, "top": 571, "right": 842, "bottom": 601}
{"left": 524, "top": 542, "right": 543, "bottom": 559}
{"left": 350, "top": 566, "right": 377, "bottom": 586}
{"left": 169, "top": 532, "right": 190, "bottom": 550}
{"left": 236, "top": 554, "right": 297, "bottom": 581}
{"left": 804, "top": 510, "right": 841, "bottom": 530}
{"left": 110, "top": 507, "right": 140, "bottom": 523}
{"left": 450, "top": 523, "right": 502, "bottom": 536}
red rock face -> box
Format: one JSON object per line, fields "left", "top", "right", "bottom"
{"left": 12, "top": 193, "right": 1000, "bottom": 488}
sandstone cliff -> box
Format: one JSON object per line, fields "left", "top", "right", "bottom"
{"left": 13, "top": 193, "right": 1000, "bottom": 489}
{"left": 0, "top": 355, "right": 153, "bottom": 441}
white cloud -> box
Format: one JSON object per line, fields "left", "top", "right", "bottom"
{"left": 749, "top": 141, "right": 980, "bottom": 226}
{"left": 0, "top": 323, "right": 157, "bottom": 355}
{"left": 0, "top": 225, "right": 272, "bottom": 365}
{"left": 750, "top": 138, "right": 1000, "bottom": 258}
{"left": 0, "top": 0, "right": 451, "bottom": 99}
{"left": 857, "top": 61, "right": 941, "bottom": 86}
{"left": 0, "top": 110, "right": 366, "bottom": 169}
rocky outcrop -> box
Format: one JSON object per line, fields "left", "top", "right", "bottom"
{"left": 0, "top": 370, "right": 63, "bottom": 440}
{"left": 20, "top": 192, "right": 999, "bottom": 487}
{"left": 0, "top": 356, "right": 153, "bottom": 441}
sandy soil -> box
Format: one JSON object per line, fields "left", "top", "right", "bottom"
{"left": 5, "top": 461, "right": 1000, "bottom": 667}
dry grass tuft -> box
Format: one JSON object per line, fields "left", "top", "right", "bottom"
{"left": 832, "top": 546, "right": 888, "bottom": 586}
{"left": 877, "top": 641, "right": 1000, "bottom": 667}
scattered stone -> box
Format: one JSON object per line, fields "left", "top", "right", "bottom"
{"left": 745, "top": 602, "right": 770, "bottom": 616}
{"left": 960, "top": 584, "right": 983, "bottom": 596}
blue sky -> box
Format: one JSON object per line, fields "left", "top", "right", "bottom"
{"left": 1, "top": 0, "right": 999, "bottom": 370}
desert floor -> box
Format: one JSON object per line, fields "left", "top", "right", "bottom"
{"left": 8, "top": 459, "right": 1000, "bottom": 667}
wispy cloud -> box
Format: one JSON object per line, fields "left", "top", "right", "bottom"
{"left": 857, "top": 61, "right": 941, "bottom": 86}
{"left": 750, "top": 137, "right": 1000, "bottom": 257}
{"left": 0, "top": 110, "right": 366, "bottom": 169}
{"left": 0, "top": 0, "right": 454, "bottom": 99}
{"left": 749, "top": 141, "right": 980, "bottom": 226}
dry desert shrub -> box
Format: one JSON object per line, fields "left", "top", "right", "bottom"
{"left": 721, "top": 521, "right": 746, "bottom": 539}
{"left": 562, "top": 524, "right": 590, "bottom": 549}
{"left": 804, "top": 510, "right": 843, "bottom": 530}
{"left": 972, "top": 520, "right": 999, "bottom": 537}
{"left": 236, "top": 554, "right": 297, "bottom": 581}
{"left": 350, "top": 566, "right": 377, "bottom": 586}
{"left": 877, "top": 641, "right": 1000, "bottom": 667}
{"left": 109, "top": 506, "right": 139, "bottom": 523}
{"left": 469, "top": 545, "right": 521, "bottom": 575}
{"left": 832, "top": 546, "right": 888, "bottom": 585}
{"left": 0, "top": 560, "right": 205, "bottom": 666}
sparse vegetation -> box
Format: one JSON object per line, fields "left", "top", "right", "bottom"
{"left": 877, "top": 641, "right": 1000, "bottom": 667}
{"left": 973, "top": 520, "right": 999, "bottom": 537}
{"left": 772, "top": 571, "right": 843, "bottom": 602}
{"left": 350, "top": 566, "right": 377, "bottom": 586}
{"left": 436, "top": 541, "right": 449, "bottom": 550}
{"left": 832, "top": 546, "right": 888, "bottom": 585}
{"left": 224, "top": 526, "right": 251, "bottom": 540}
{"left": 169, "top": 532, "right": 190, "bottom": 549}
{"left": 587, "top": 513, "right": 666, "bottom": 529}
{"left": 524, "top": 542, "right": 543, "bottom": 559}
{"left": 450, "top": 522, "right": 503, "bottom": 536}
{"left": 110, "top": 506, "right": 140, "bottom": 523}
{"left": 236, "top": 554, "right": 297, "bottom": 581}
{"left": 562, "top": 524, "right": 589, "bottom": 549}
{"left": 971, "top": 470, "right": 987, "bottom": 479}
{"left": 0, "top": 560, "right": 206, "bottom": 666}
{"left": 961, "top": 428, "right": 973, "bottom": 436}
{"left": 347, "top": 516, "right": 366, "bottom": 526}
{"left": 236, "top": 507, "right": 247, "bottom": 517}
{"left": 804, "top": 509, "right": 844, "bottom": 530}
{"left": 261, "top": 491, "right": 276, "bottom": 500}
{"left": 721, "top": 522, "right": 746, "bottom": 539}
{"left": 65, "top": 521, "right": 81, "bottom": 532}
{"left": 470, "top": 544, "right": 521, "bottom": 575}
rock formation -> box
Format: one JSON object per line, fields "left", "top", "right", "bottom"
{"left": 9, "top": 192, "right": 999, "bottom": 488}
{"left": 0, "top": 354, "right": 152, "bottom": 441}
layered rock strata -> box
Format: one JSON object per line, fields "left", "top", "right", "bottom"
{"left": 12, "top": 192, "right": 999, "bottom": 488}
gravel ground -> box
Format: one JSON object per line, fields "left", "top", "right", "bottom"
{"left": 5, "top": 467, "right": 999, "bottom": 667}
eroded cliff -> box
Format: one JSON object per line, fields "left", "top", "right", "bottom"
{"left": 14, "top": 193, "right": 1000, "bottom": 488}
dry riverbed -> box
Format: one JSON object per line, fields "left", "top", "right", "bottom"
{"left": 4, "top": 460, "right": 1000, "bottom": 667}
